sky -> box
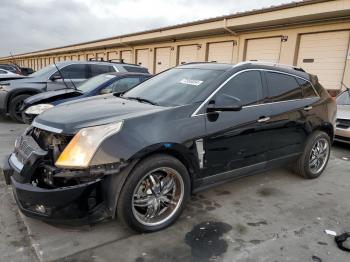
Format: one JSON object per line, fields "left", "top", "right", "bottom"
{"left": 0, "top": 0, "right": 297, "bottom": 57}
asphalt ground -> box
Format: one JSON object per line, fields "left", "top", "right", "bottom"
{"left": 0, "top": 116, "right": 349, "bottom": 262}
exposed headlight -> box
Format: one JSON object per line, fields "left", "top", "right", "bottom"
{"left": 55, "top": 121, "right": 123, "bottom": 168}
{"left": 25, "top": 104, "right": 54, "bottom": 115}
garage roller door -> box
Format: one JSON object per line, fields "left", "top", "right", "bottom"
{"left": 108, "top": 51, "right": 119, "bottom": 60}
{"left": 207, "top": 41, "right": 234, "bottom": 63}
{"left": 155, "top": 47, "right": 171, "bottom": 73}
{"left": 78, "top": 54, "right": 86, "bottom": 61}
{"left": 246, "top": 37, "right": 282, "bottom": 63}
{"left": 96, "top": 52, "right": 105, "bottom": 61}
{"left": 121, "top": 50, "right": 132, "bottom": 64}
{"left": 297, "top": 31, "right": 349, "bottom": 90}
{"left": 136, "top": 49, "right": 150, "bottom": 69}
{"left": 178, "top": 45, "right": 199, "bottom": 65}
{"left": 87, "top": 53, "right": 95, "bottom": 61}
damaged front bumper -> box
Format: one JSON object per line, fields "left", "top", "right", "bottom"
{"left": 1, "top": 152, "right": 113, "bottom": 224}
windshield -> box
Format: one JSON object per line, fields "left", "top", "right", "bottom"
{"left": 337, "top": 90, "right": 350, "bottom": 105}
{"left": 124, "top": 68, "right": 224, "bottom": 106}
{"left": 29, "top": 64, "right": 56, "bottom": 77}
{"left": 78, "top": 74, "right": 115, "bottom": 93}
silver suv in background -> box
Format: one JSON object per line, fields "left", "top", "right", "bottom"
{"left": 0, "top": 61, "right": 149, "bottom": 122}
{"left": 335, "top": 90, "right": 350, "bottom": 144}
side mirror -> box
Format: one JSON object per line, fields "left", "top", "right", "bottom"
{"left": 50, "top": 75, "right": 61, "bottom": 81}
{"left": 207, "top": 94, "right": 242, "bottom": 113}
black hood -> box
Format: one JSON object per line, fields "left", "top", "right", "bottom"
{"left": 33, "top": 95, "right": 166, "bottom": 134}
{"left": 23, "top": 89, "right": 81, "bottom": 107}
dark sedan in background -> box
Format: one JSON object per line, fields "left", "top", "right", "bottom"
{"left": 21, "top": 72, "right": 151, "bottom": 123}
{"left": 0, "top": 61, "right": 148, "bottom": 122}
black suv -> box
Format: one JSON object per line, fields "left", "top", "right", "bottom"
{"left": 0, "top": 61, "right": 149, "bottom": 122}
{"left": 1, "top": 62, "right": 336, "bottom": 232}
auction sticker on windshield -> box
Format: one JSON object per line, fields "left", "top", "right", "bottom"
{"left": 180, "top": 79, "right": 203, "bottom": 86}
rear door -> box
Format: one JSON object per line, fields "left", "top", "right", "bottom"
{"left": 264, "top": 71, "right": 318, "bottom": 165}
{"left": 203, "top": 70, "right": 271, "bottom": 178}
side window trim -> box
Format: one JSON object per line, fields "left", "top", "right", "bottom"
{"left": 191, "top": 68, "right": 319, "bottom": 117}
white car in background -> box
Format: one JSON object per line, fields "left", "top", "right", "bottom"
{"left": 0, "top": 68, "right": 26, "bottom": 81}
{"left": 335, "top": 90, "right": 350, "bottom": 144}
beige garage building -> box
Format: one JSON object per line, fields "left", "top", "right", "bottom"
{"left": 1, "top": 0, "right": 350, "bottom": 95}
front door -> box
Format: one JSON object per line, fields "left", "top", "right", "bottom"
{"left": 203, "top": 70, "right": 272, "bottom": 177}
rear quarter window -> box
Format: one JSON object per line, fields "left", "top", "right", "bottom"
{"left": 266, "top": 72, "right": 302, "bottom": 102}
{"left": 296, "top": 78, "right": 318, "bottom": 98}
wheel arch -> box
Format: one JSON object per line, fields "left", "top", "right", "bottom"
{"left": 315, "top": 122, "right": 334, "bottom": 143}
{"left": 6, "top": 89, "right": 41, "bottom": 112}
{"left": 106, "top": 143, "right": 198, "bottom": 219}
{"left": 129, "top": 143, "right": 198, "bottom": 185}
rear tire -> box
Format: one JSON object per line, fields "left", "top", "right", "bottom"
{"left": 117, "top": 154, "right": 190, "bottom": 232}
{"left": 9, "top": 94, "right": 30, "bottom": 123}
{"left": 293, "top": 131, "right": 331, "bottom": 179}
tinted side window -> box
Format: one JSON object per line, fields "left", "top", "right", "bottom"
{"left": 266, "top": 72, "right": 302, "bottom": 102}
{"left": 216, "top": 71, "right": 263, "bottom": 106}
{"left": 0, "top": 69, "right": 6, "bottom": 74}
{"left": 100, "top": 77, "right": 142, "bottom": 94}
{"left": 123, "top": 66, "right": 149, "bottom": 73}
{"left": 54, "top": 64, "right": 88, "bottom": 79}
{"left": 111, "top": 77, "right": 141, "bottom": 93}
{"left": 90, "top": 65, "right": 115, "bottom": 77}
{"left": 296, "top": 78, "right": 317, "bottom": 98}
{"left": 0, "top": 65, "right": 15, "bottom": 73}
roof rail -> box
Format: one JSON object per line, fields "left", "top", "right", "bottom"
{"left": 88, "top": 58, "right": 105, "bottom": 62}
{"left": 237, "top": 60, "right": 305, "bottom": 72}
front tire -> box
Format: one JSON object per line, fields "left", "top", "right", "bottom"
{"left": 9, "top": 94, "right": 30, "bottom": 123}
{"left": 117, "top": 154, "right": 190, "bottom": 232}
{"left": 294, "top": 131, "right": 331, "bottom": 179}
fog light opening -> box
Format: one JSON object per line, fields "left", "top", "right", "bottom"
{"left": 34, "top": 204, "right": 47, "bottom": 214}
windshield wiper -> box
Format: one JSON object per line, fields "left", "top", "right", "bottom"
{"left": 124, "top": 96, "right": 158, "bottom": 105}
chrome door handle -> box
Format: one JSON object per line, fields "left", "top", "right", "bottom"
{"left": 257, "top": 116, "right": 270, "bottom": 123}
{"left": 304, "top": 106, "right": 313, "bottom": 111}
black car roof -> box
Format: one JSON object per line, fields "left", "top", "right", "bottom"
{"left": 177, "top": 61, "right": 310, "bottom": 80}
{"left": 54, "top": 61, "right": 145, "bottom": 68}
{"left": 235, "top": 61, "right": 310, "bottom": 79}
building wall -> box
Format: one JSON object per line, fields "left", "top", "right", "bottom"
{"left": 2, "top": 0, "right": 350, "bottom": 93}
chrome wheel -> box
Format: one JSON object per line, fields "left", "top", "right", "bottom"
{"left": 309, "top": 138, "right": 329, "bottom": 174}
{"left": 132, "top": 167, "right": 184, "bottom": 226}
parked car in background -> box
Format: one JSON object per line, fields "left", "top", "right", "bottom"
{"left": 21, "top": 72, "right": 151, "bottom": 123}
{"left": 0, "top": 64, "right": 23, "bottom": 75}
{"left": 335, "top": 89, "right": 350, "bottom": 144}
{"left": 1, "top": 62, "right": 335, "bottom": 232}
{"left": 0, "top": 61, "right": 149, "bottom": 122}
{"left": 20, "top": 67, "right": 35, "bottom": 76}
{"left": 0, "top": 69, "right": 27, "bottom": 81}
